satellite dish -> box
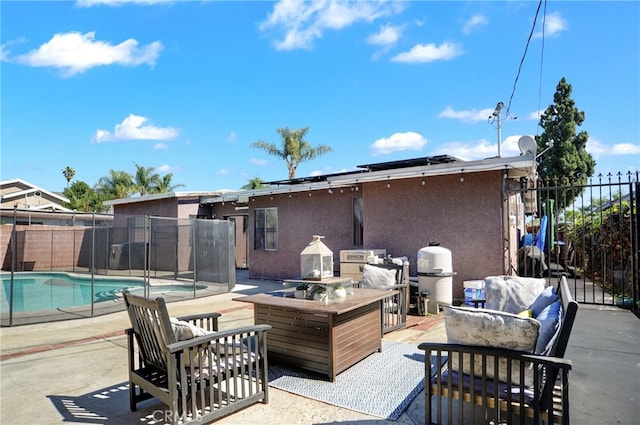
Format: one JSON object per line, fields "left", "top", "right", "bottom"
{"left": 518, "top": 135, "right": 537, "bottom": 156}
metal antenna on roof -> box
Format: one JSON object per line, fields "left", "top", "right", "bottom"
{"left": 488, "top": 102, "right": 504, "bottom": 157}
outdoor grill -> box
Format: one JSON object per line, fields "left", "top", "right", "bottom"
{"left": 417, "top": 244, "right": 456, "bottom": 313}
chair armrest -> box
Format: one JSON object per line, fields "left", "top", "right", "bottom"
{"left": 167, "top": 324, "right": 271, "bottom": 354}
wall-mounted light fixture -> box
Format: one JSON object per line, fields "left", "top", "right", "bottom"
{"left": 235, "top": 205, "right": 249, "bottom": 211}
{"left": 421, "top": 172, "right": 426, "bottom": 186}
{"left": 459, "top": 170, "right": 465, "bottom": 183}
{"left": 386, "top": 176, "right": 391, "bottom": 188}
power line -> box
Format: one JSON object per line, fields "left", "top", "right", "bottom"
{"left": 505, "top": 0, "right": 545, "bottom": 119}
{"left": 536, "top": 0, "right": 548, "bottom": 136}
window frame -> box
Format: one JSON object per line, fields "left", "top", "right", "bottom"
{"left": 254, "top": 207, "right": 278, "bottom": 251}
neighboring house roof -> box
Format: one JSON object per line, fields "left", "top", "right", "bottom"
{"left": 103, "top": 190, "right": 234, "bottom": 206}
{"left": 0, "top": 178, "right": 71, "bottom": 212}
{"left": 202, "top": 154, "right": 536, "bottom": 204}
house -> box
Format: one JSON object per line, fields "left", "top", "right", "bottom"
{"left": 1, "top": 178, "right": 71, "bottom": 215}
{"left": 198, "top": 154, "right": 536, "bottom": 299}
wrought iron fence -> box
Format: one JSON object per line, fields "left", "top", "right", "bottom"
{"left": 1, "top": 214, "right": 235, "bottom": 326}
{"left": 508, "top": 171, "right": 638, "bottom": 316}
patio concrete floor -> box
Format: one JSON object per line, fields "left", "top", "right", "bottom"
{"left": 1, "top": 273, "right": 638, "bottom": 425}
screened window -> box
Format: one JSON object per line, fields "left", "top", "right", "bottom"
{"left": 254, "top": 207, "right": 278, "bottom": 250}
{"left": 353, "top": 197, "right": 363, "bottom": 247}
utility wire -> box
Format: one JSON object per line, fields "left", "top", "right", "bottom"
{"left": 536, "top": 0, "right": 548, "bottom": 136}
{"left": 505, "top": 0, "right": 544, "bottom": 119}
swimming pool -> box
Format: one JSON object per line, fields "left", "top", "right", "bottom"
{"left": 0, "top": 272, "right": 206, "bottom": 314}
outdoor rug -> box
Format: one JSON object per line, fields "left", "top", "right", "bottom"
{"left": 267, "top": 340, "right": 426, "bottom": 420}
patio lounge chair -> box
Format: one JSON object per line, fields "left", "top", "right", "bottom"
{"left": 358, "top": 262, "right": 409, "bottom": 333}
{"left": 123, "top": 290, "right": 270, "bottom": 423}
{"left": 419, "top": 275, "right": 578, "bottom": 424}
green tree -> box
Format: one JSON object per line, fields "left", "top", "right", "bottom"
{"left": 64, "top": 180, "right": 104, "bottom": 212}
{"left": 133, "top": 163, "right": 162, "bottom": 196}
{"left": 251, "top": 126, "right": 332, "bottom": 179}
{"left": 95, "top": 170, "right": 134, "bottom": 200}
{"left": 156, "top": 173, "right": 185, "bottom": 193}
{"left": 241, "top": 177, "right": 268, "bottom": 190}
{"left": 62, "top": 166, "right": 75, "bottom": 189}
{"left": 536, "top": 77, "right": 596, "bottom": 210}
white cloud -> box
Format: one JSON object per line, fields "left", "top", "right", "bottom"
{"left": 14, "top": 31, "right": 163, "bottom": 77}
{"left": 433, "top": 135, "right": 527, "bottom": 161}
{"left": 534, "top": 12, "right": 567, "bottom": 38}
{"left": 92, "top": 114, "right": 179, "bottom": 143}
{"left": 259, "top": 0, "right": 404, "bottom": 51}
{"left": 370, "top": 131, "right": 427, "bottom": 155}
{"left": 391, "top": 42, "right": 463, "bottom": 63}
{"left": 217, "top": 168, "right": 231, "bottom": 176}
{"left": 153, "top": 142, "right": 168, "bottom": 150}
{"left": 157, "top": 164, "right": 173, "bottom": 173}
{"left": 438, "top": 106, "right": 495, "bottom": 123}
{"left": 588, "top": 138, "right": 640, "bottom": 157}
{"left": 528, "top": 109, "right": 544, "bottom": 120}
{"left": 367, "top": 23, "right": 403, "bottom": 47}
{"left": 462, "top": 14, "right": 488, "bottom": 35}
{"left": 367, "top": 23, "right": 403, "bottom": 59}
{"left": 250, "top": 157, "right": 269, "bottom": 166}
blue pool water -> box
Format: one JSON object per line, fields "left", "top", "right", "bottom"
{"left": 1, "top": 272, "right": 204, "bottom": 313}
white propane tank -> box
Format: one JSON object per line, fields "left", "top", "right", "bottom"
{"left": 417, "top": 245, "right": 456, "bottom": 313}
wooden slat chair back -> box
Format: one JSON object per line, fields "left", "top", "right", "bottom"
{"left": 123, "top": 290, "right": 270, "bottom": 424}
{"left": 419, "top": 276, "right": 578, "bottom": 424}
{"left": 358, "top": 262, "right": 409, "bottom": 333}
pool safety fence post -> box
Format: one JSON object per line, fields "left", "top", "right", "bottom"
{"left": 50, "top": 228, "right": 54, "bottom": 271}
{"left": 91, "top": 212, "right": 95, "bottom": 317}
{"left": 192, "top": 217, "right": 197, "bottom": 298}
{"left": 144, "top": 215, "right": 150, "bottom": 298}
{"left": 9, "top": 205, "right": 17, "bottom": 326}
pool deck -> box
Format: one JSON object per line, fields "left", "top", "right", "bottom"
{"left": 1, "top": 272, "right": 638, "bottom": 425}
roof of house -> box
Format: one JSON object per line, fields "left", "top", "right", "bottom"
{"left": 203, "top": 154, "right": 536, "bottom": 204}
{"left": 103, "top": 190, "right": 234, "bottom": 206}
{"left": 0, "top": 178, "right": 71, "bottom": 212}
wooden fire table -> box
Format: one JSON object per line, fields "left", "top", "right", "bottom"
{"left": 235, "top": 287, "right": 396, "bottom": 381}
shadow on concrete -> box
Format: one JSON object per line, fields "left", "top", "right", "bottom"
{"left": 48, "top": 382, "right": 167, "bottom": 424}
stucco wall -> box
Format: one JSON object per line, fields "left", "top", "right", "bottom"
{"left": 217, "top": 170, "right": 507, "bottom": 299}
{"left": 222, "top": 188, "right": 357, "bottom": 280}
{"left": 362, "top": 173, "right": 504, "bottom": 298}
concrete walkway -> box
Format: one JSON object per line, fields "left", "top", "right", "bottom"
{"left": 1, "top": 275, "right": 638, "bottom": 425}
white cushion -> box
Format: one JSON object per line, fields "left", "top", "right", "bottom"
{"left": 170, "top": 317, "right": 211, "bottom": 340}
{"left": 360, "top": 264, "right": 397, "bottom": 289}
{"left": 170, "top": 318, "right": 213, "bottom": 366}
{"left": 484, "top": 275, "right": 546, "bottom": 314}
{"left": 445, "top": 306, "right": 539, "bottom": 387}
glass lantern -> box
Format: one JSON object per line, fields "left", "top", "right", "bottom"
{"left": 300, "top": 235, "right": 334, "bottom": 280}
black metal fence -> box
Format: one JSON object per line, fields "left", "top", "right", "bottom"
{"left": 508, "top": 171, "right": 639, "bottom": 316}
{"left": 1, "top": 215, "right": 235, "bottom": 326}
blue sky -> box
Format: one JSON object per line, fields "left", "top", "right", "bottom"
{"left": 2, "top": 0, "right": 639, "bottom": 193}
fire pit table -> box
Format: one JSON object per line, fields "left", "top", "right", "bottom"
{"left": 235, "top": 287, "right": 396, "bottom": 381}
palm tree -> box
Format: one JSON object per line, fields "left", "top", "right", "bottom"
{"left": 156, "top": 173, "right": 185, "bottom": 193}
{"left": 95, "top": 170, "right": 134, "bottom": 200}
{"left": 241, "top": 177, "right": 268, "bottom": 190}
{"left": 133, "top": 163, "right": 162, "bottom": 196}
{"left": 251, "top": 127, "right": 332, "bottom": 179}
{"left": 62, "top": 166, "right": 75, "bottom": 189}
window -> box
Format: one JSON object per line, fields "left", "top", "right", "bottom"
{"left": 254, "top": 207, "right": 278, "bottom": 250}
{"left": 353, "top": 197, "right": 363, "bottom": 247}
